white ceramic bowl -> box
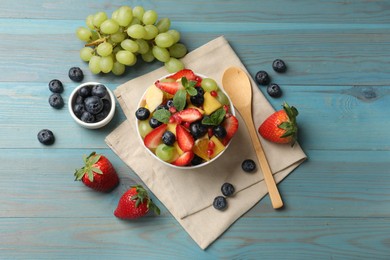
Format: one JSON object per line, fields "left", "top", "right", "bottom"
{"left": 136, "top": 73, "right": 236, "bottom": 169}
{"left": 68, "top": 82, "right": 116, "bottom": 129}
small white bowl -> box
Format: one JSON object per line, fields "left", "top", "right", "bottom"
{"left": 136, "top": 73, "right": 236, "bottom": 169}
{"left": 68, "top": 82, "right": 116, "bottom": 129}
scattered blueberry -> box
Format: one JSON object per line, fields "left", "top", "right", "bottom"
{"left": 78, "top": 86, "right": 91, "bottom": 98}
{"left": 68, "top": 67, "right": 84, "bottom": 82}
{"left": 80, "top": 111, "right": 95, "bottom": 123}
{"left": 149, "top": 117, "right": 162, "bottom": 128}
{"left": 190, "top": 121, "right": 207, "bottom": 139}
{"left": 242, "top": 159, "right": 256, "bottom": 173}
{"left": 221, "top": 183, "right": 235, "bottom": 197}
{"left": 95, "top": 99, "right": 111, "bottom": 122}
{"left": 191, "top": 154, "right": 204, "bottom": 166}
{"left": 213, "top": 196, "right": 227, "bottom": 211}
{"left": 267, "top": 83, "right": 282, "bottom": 98}
{"left": 255, "top": 70, "right": 270, "bottom": 86}
{"left": 91, "top": 84, "right": 107, "bottom": 98}
{"left": 48, "top": 93, "right": 64, "bottom": 109}
{"left": 135, "top": 107, "right": 150, "bottom": 120}
{"left": 48, "top": 79, "right": 64, "bottom": 93}
{"left": 272, "top": 59, "right": 287, "bottom": 73}
{"left": 37, "top": 129, "right": 55, "bottom": 145}
{"left": 162, "top": 131, "right": 176, "bottom": 146}
{"left": 213, "top": 125, "right": 227, "bottom": 139}
{"left": 84, "top": 96, "right": 103, "bottom": 114}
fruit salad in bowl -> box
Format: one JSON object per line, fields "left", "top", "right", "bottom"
{"left": 136, "top": 69, "right": 239, "bottom": 168}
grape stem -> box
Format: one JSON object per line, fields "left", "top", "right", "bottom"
{"left": 85, "top": 37, "right": 106, "bottom": 47}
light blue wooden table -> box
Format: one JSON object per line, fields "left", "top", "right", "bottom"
{"left": 1, "top": 0, "right": 389, "bottom": 259}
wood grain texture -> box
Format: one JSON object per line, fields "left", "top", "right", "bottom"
{"left": 0, "top": 0, "right": 389, "bottom": 259}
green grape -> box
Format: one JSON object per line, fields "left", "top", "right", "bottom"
{"left": 155, "top": 32, "right": 175, "bottom": 48}
{"left": 142, "top": 10, "right": 158, "bottom": 25}
{"left": 201, "top": 78, "right": 219, "bottom": 92}
{"left": 121, "top": 39, "right": 139, "bottom": 53}
{"left": 166, "top": 29, "right": 180, "bottom": 43}
{"left": 169, "top": 43, "right": 187, "bottom": 58}
{"left": 113, "top": 45, "right": 123, "bottom": 55}
{"left": 136, "top": 39, "right": 150, "bottom": 54}
{"left": 96, "top": 42, "right": 113, "bottom": 57}
{"left": 116, "top": 50, "right": 136, "bottom": 65}
{"left": 111, "top": 9, "right": 119, "bottom": 22}
{"left": 155, "top": 144, "right": 175, "bottom": 162}
{"left": 216, "top": 90, "right": 230, "bottom": 105}
{"left": 93, "top": 12, "right": 108, "bottom": 28}
{"left": 116, "top": 6, "right": 133, "bottom": 27}
{"left": 156, "top": 18, "right": 171, "bottom": 33}
{"left": 90, "top": 30, "right": 99, "bottom": 41}
{"left": 129, "top": 17, "right": 141, "bottom": 26}
{"left": 127, "top": 24, "right": 146, "bottom": 39}
{"left": 112, "top": 61, "right": 126, "bottom": 76}
{"left": 89, "top": 55, "right": 101, "bottom": 74}
{"left": 132, "top": 6, "right": 145, "bottom": 20}
{"left": 100, "top": 19, "right": 119, "bottom": 34}
{"left": 164, "top": 57, "right": 184, "bottom": 73}
{"left": 80, "top": 47, "right": 94, "bottom": 62}
{"left": 110, "top": 31, "right": 126, "bottom": 43}
{"left": 152, "top": 46, "right": 170, "bottom": 62}
{"left": 76, "top": 27, "right": 92, "bottom": 42}
{"left": 141, "top": 49, "right": 155, "bottom": 62}
{"left": 100, "top": 55, "right": 114, "bottom": 73}
{"left": 143, "top": 25, "right": 158, "bottom": 40}
{"left": 86, "top": 15, "right": 95, "bottom": 30}
{"left": 138, "top": 120, "right": 153, "bottom": 138}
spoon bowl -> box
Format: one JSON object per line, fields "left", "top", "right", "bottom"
{"left": 222, "top": 67, "right": 283, "bottom": 209}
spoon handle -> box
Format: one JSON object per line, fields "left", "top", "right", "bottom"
{"left": 241, "top": 109, "right": 284, "bottom": 209}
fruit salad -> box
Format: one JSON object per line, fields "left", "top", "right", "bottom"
{"left": 136, "top": 69, "right": 239, "bottom": 167}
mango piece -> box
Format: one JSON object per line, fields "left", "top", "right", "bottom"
{"left": 210, "top": 136, "right": 225, "bottom": 159}
{"left": 203, "top": 92, "right": 222, "bottom": 115}
{"left": 145, "top": 84, "right": 164, "bottom": 112}
{"left": 167, "top": 123, "right": 177, "bottom": 135}
{"left": 173, "top": 141, "right": 184, "bottom": 155}
{"left": 193, "top": 137, "right": 210, "bottom": 161}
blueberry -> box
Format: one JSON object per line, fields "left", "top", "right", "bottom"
{"left": 135, "top": 107, "right": 150, "bottom": 120}
{"left": 78, "top": 86, "right": 91, "bottom": 98}
{"left": 48, "top": 79, "right": 64, "bottom": 93}
{"left": 48, "top": 93, "right": 64, "bottom": 109}
{"left": 68, "top": 67, "right": 84, "bottom": 82}
{"left": 242, "top": 159, "right": 256, "bottom": 173}
{"left": 190, "top": 87, "right": 205, "bottom": 106}
{"left": 149, "top": 117, "right": 162, "bottom": 128}
{"left": 162, "top": 131, "right": 176, "bottom": 146}
{"left": 84, "top": 96, "right": 103, "bottom": 114}
{"left": 95, "top": 99, "right": 111, "bottom": 122}
{"left": 37, "top": 129, "right": 55, "bottom": 145}
{"left": 191, "top": 155, "right": 204, "bottom": 166}
{"left": 255, "top": 70, "right": 270, "bottom": 86}
{"left": 166, "top": 99, "right": 174, "bottom": 108}
{"left": 213, "top": 196, "right": 227, "bottom": 211}
{"left": 80, "top": 111, "right": 95, "bottom": 123}
{"left": 221, "top": 183, "right": 235, "bottom": 197}
{"left": 213, "top": 125, "right": 227, "bottom": 139}
{"left": 272, "top": 59, "right": 287, "bottom": 73}
{"left": 91, "top": 84, "right": 107, "bottom": 98}
{"left": 267, "top": 83, "right": 282, "bottom": 98}
{"left": 73, "top": 103, "right": 85, "bottom": 118}
{"left": 190, "top": 121, "right": 207, "bottom": 139}
{"left": 155, "top": 104, "right": 169, "bottom": 111}
{"left": 75, "top": 95, "right": 84, "bottom": 104}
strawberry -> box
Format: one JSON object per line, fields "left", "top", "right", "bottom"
{"left": 167, "top": 69, "right": 196, "bottom": 81}
{"left": 222, "top": 115, "right": 239, "bottom": 145}
{"left": 114, "top": 185, "right": 160, "bottom": 219}
{"left": 172, "top": 151, "right": 194, "bottom": 166}
{"left": 154, "top": 80, "right": 183, "bottom": 95}
{"left": 176, "top": 124, "right": 194, "bottom": 152}
{"left": 74, "top": 152, "right": 119, "bottom": 192}
{"left": 144, "top": 124, "right": 167, "bottom": 149}
{"left": 176, "top": 108, "right": 203, "bottom": 123}
{"left": 258, "top": 102, "right": 299, "bottom": 145}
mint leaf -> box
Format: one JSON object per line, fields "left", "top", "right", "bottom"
{"left": 153, "top": 108, "right": 171, "bottom": 123}
{"left": 181, "top": 77, "right": 198, "bottom": 96}
{"left": 173, "top": 89, "right": 187, "bottom": 111}
{"left": 201, "top": 108, "right": 226, "bottom": 126}
{"left": 186, "top": 86, "right": 197, "bottom": 96}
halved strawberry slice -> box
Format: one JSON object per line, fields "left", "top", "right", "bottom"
{"left": 176, "top": 124, "right": 194, "bottom": 152}
{"left": 222, "top": 115, "right": 239, "bottom": 145}
{"left": 144, "top": 124, "right": 167, "bottom": 149}
{"left": 155, "top": 80, "right": 183, "bottom": 95}
{"left": 168, "top": 69, "right": 196, "bottom": 81}
{"left": 172, "top": 151, "right": 194, "bottom": 166}
{"left": 176, "top": 108, "right": 203, "bottom": 123}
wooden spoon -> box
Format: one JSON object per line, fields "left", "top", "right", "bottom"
{"left": 222, "top": 67, "right": 283, "bottom": 209}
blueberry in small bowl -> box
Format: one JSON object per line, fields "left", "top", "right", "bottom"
{"left": 68, "top": 82, "right": 115, "bottom": 129}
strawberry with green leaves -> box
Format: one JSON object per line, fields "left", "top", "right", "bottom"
{"left": 114, "top": 185, "right": 160, "bottom": 219}
{"left": 74, "top": 152, "right": 119, "bottom": 192}
{"left": 258, "top": 102, "right": 299, "bottom": 145}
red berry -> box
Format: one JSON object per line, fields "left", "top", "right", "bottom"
{"left": 169, "top": 116, "right": 176, "bottom": 123}
{"left": 210, "top": 90, "right": 218, "bottom": 97}
{"left": 223, "top": 105, "right": 229, "bottom": 113}
{"left": 207, "top": 149, "right": 214, "bottom": 158}
{"left": 208, "top": 128, "right": 213, "bottom": 138}
{"left": 208, "top": 140, "right": 215, "bottom": 150}
{"left": 169, "top": 106, "right": 177, "bottom": 113}
{"left": 183, "top": 121, "right": 190, "bottom": 129}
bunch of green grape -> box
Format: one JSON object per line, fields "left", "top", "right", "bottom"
{"left": 76, "top": 6, "right": 188, "bottom": 75}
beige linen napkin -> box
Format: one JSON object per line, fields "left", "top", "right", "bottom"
{"left": 105, "top": 36, "right": 307, "bottom": 249}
